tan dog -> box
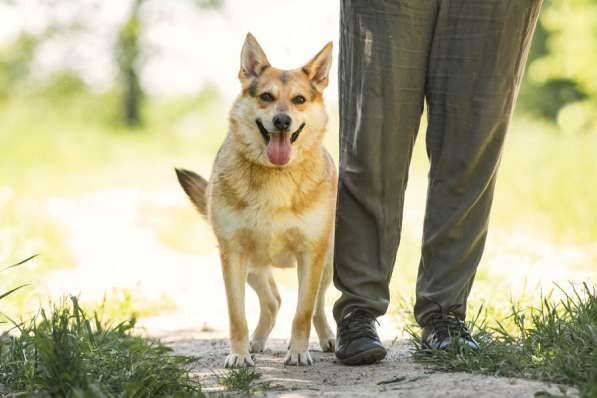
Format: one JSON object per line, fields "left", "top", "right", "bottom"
{"left": 176, "top": 33, "right": 336, "bottom": 367}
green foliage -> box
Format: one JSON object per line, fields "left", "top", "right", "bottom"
{"left": 0, "top": 33, "right": 39, "bottom": 98}
{"left": 38, "top": 71, "right": 88, "bottom": 100}
{"left": 518, "top": 78, "right": 586, "bottom": 121}
{"left": 0, "top": 296, "right": 204, "bottom": 397}
{"left": 518, "top": 0, "right": 597, "bottom": 133}
{"left": 194, "top": 0, "right": 224, "bottom": 8}
{"left": 409, "top": 283, "right": 597, "bottom": 398}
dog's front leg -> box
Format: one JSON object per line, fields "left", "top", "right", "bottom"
{"left": 220, "top": 249, "right": 253, "bottom": 368}
{"left": 285, "top": 248, "right": 326, "bottom": 366}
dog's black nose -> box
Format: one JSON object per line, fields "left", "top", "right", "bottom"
{"left": 273, "top": 113, "right": 292, "bottom": 131}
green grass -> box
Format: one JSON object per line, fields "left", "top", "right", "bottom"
{"left": 217, "top": 367, "right": 270, "bottom": 395}
{"left": 408, "top": 283, "right": 597, "bottom": 398}
{"left": 0, "top": 296, "right": 203, "bottom": 397}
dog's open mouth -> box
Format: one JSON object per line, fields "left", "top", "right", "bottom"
{"left": 256, "top": 119, "right": 305, "bottom": 166}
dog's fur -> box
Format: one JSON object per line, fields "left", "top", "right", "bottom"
{"left": 176, "top": 33, "right": 336, "bottom": 367}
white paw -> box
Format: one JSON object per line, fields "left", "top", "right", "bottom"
{"left": 224, "top": 352, "right": 254, "bottom": 368}
{"left": 319, "top": 337, "right": 336, "bottom": 352}
{"left": 249, "top": 339, "right": 266, "bottom": 353}
{"left": 284, "top": 349, "right": 313, "bottom": 366}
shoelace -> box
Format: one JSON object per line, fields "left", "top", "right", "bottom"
{"left": 426, "top": 303, "right": 473, "bottom": 341}
{"left": 338, "top": 310, "right": 379, "bottom": 342}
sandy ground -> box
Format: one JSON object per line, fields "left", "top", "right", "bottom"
{"left": 160, "top": 331, "right": 577, "bottom": 398}
{"left": 40, "top": 187, "right": 591, "bottom": 397}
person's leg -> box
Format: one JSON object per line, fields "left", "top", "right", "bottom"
{"left": 334, "top": 0, "right": 439, "bottom": 323}
{"left": 415, "top": 0, "right": 543, "bottom": 327}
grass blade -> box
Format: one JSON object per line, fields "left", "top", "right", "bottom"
{"left": 0, "top": 284, "right": 29, "bottom": 300}
{"left": 1, "top": 254, "right": 38, "bottom": 272}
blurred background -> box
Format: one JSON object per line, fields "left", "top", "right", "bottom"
{"left": 1, "top": 0, "right": 595, "bottom": 337}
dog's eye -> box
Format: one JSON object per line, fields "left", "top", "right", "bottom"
{"left": 292, "top": 95, "right": 306, "bottom": 105}
{"left": 259, "top": 92, "right": 274, "bottom": 102}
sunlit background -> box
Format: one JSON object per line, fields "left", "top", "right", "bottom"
{"left": 1, "top": 0, "right": 595, "bottom": 339}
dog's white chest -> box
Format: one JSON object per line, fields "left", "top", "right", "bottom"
{"left": 211, "top": 197, "right": 329, "bottom": 268}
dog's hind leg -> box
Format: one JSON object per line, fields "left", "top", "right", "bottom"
{"left": 313, "top": 258, "right": 335, "bottom": 352}
{"left": 220, "top": 248, "right": 253, "bottom": 368}
{"left": 247, "top": 269, "right": 280, "bottom": 353}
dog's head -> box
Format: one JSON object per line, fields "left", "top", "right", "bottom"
{"left": 229, "top": 33, "right": 332, "bottom": 167}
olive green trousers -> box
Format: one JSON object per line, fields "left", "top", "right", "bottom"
{"left": 333, "top": 0, "right": 543, "bottom": 327}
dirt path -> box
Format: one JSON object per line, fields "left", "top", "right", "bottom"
{"left": 161, "top": 330, "right": 575, "bottom": 397}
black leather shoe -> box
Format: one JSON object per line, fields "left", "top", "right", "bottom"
{"left": 335, "top": 309, "right": 387, "bottom": 365}
{"left": 421, "top": 312, "right": 480, "bottom": 351}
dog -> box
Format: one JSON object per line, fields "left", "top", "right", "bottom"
{"left": 176, "top": 33, "right": 336, "bottom": 367}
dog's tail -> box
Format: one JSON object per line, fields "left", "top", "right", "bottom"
{"left": 175, "top": 168, "right": 208, "bottom": 216}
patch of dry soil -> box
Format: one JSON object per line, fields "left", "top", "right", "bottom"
{"left": 160, "top": 330, "right": 578, "bottom": 398}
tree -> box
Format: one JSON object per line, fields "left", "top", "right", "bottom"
{"left": 115, "top": 0, "right": 146, "bottom": 128}
{"left": 518, "top": 0, "right": 597, "bottom": 133}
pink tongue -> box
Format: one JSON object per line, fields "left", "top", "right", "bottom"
{"left": 266, "top": 133, "right": 292, "bottom": 165}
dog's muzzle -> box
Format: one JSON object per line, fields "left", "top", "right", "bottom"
{"left": 255, "top": 119, "right": 306, "bottom": 144}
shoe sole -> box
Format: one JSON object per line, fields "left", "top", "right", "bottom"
{"left": 338, "top": 346, "right": 387, "bottom": 366}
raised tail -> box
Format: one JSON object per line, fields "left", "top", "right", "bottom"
{"left": 175, "top": 168, "right": 208, "bottom": 216}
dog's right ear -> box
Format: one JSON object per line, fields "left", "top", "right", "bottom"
{"left": 239, "top": 33, "right": 270, "bottom": 85}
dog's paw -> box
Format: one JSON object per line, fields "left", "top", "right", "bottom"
{"left": 284, "top": 349, "right": 313, "bottom": 366}
{"left": 319, "top": 337, "right": 336, "bottom": 352}
{"left": 224, "top": 352, "right": 254, "bottom": 368}
{"left": 249, "top": 339, "right": 266, "bottom": 353}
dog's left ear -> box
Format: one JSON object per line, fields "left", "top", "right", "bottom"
{"left": 303, "top": 42, "right": 333, "bottom": 92}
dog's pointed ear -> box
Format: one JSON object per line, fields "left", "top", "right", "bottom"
{"left": 239, "top": 33, "right": 270, "bottom": 83}
{"left": 302, "top": 41, "right": 333, "bottom": 92}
